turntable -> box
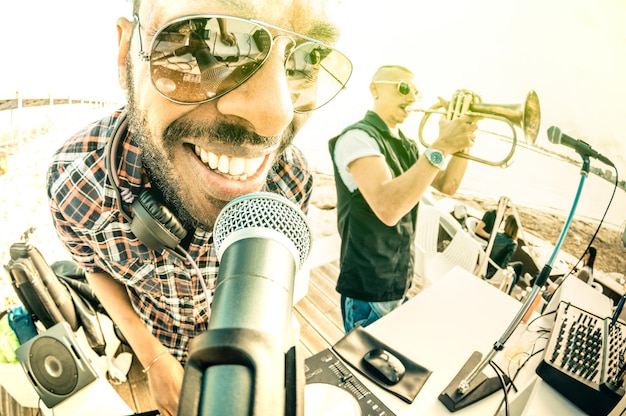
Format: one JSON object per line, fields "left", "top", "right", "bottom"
{"left": 304, "top": 348, "right": 395, "bottom": 416}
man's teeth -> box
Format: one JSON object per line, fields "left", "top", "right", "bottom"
{"left": 195, "top": 146, "right": 264, "bottom": 178}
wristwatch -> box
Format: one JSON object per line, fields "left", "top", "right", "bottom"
{"left": 424, "top": 148, "right": 445, "bottom": 169}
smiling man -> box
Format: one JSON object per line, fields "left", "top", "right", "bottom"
{"left": 46, "top": 0, "right": 351, "bottom": 414}
{"left": 329, "top": 65, "right": 478, "bottom": 333}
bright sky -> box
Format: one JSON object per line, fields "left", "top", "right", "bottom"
{"left": 1, "top": 0, "right": 625, "bottom": 174}
{"left": 0, "top": 0, "right": 130, "bottom": 100}
{"left": 304, "top": 0, "right": 626, "bottom": 176}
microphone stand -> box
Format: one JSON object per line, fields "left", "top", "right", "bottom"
{"left": 439, "top": 155, "right": 592, "bottom": 412}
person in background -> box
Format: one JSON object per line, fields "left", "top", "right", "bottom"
{"left": 329, "top": 65, "right": 479, "bottom": 333}
{"left": 46, "top": 1, "right": 352, "bottom": 414}
{"left": 450, "top": 204, "right": 468, "bottom": 229}
{"left": 485, "top": 215, "right": 524, "bottom": 295}
{"left": 475, "top": 208, "right": 497, "bottom": 241}
{"left": 576, "top": 246, "right": 597, "bottom": 285}
{"left": 544, "top": 246, "right": 598, "bottom": 301}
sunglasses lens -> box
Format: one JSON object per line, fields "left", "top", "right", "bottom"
{"left": 149, "top": 17, "right": 272, "bottom": 103}
{"left": 397, "top": 82, "right": 411, "bottom": 96}
{"left": 147, "top": 16, "right": 352, "bottom": 110}
{"left": 286, "top": 42, "right": 352, "bottom": 112}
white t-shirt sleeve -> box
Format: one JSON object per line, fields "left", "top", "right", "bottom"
{"left": 333, "top": 129, "right": 384, "bottom": 192}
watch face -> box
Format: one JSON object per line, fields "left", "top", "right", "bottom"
{"left": 430, "top": 151, "right": 444, "bottom": 164}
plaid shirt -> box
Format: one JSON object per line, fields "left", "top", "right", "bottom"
{"left": 46, "top": 108, "right": 313, "bottom": 362}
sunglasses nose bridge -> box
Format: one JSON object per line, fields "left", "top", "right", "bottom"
{"left": 273, "top": 34, "right": 296, "bottom": 49}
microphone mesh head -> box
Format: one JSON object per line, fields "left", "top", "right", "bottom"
{"left": 547, "top": 126, "right": 561, "bottom": 144}
{"left": 213, "top": 192, "right": 312, "bottom": 268}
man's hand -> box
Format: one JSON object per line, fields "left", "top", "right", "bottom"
{"left": 220, "top": 31, "right": 237, "bottom": 46}
{"left": 146, "top": 352, "right": 185, "bottom": 416}
{"left": 433, "top": 114, "right": 478, "bottom": 155}
{"left": 445, "top": 89, "right": 476, "bottom": 120}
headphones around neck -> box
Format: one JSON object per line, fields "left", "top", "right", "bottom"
{"left": 105, "top": 113, "right": 188, "bottom": 257}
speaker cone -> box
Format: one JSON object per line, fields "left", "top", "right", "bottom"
{"left": 17, "top": 321, "right": 99, "bottom": 408}
{"left": 29, "top": 337, "right": 79, "bottom": 395}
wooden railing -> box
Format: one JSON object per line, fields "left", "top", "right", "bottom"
{"left": 0, "top": 96, "right": 122, "bottom": 176}
{"left": 0, "top": 97, "right": 118, "bottom": 112}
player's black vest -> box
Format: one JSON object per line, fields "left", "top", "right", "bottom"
{"left": 328, "top": 111, "right": 420, "bottom": 301}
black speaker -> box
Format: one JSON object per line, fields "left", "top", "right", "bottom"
{"left": 16, "top": 321, "right": 98, "bottom": 408}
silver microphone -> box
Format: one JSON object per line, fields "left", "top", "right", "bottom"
{"left": 210, "top": 191, "right": 311, "bottom": 345}
{"left": 179, "top": 192, "right": 311, "bottom": 416}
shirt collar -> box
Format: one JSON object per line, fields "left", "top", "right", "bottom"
{"left": 364, "top": 110, "right": 401, "bottom": 139}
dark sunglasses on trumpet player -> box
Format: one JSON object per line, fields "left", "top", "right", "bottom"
{"left": 373, "top": 81, "right": 421, "bottom": 97}
{"left": 134, "top": 14, "right": 353, "bottom": 112}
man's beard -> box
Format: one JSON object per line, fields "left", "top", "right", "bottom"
{"left": 124, "top": 58, "right": 296, "bottom": 230}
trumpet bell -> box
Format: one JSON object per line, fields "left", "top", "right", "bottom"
{"left": 522, "top": 90, "right": 541, "bottom": 145}
{"left": 470, "top": 90, "right": 541, "bottom": 145}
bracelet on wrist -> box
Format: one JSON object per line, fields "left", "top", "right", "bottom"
{"left": 142, "top": 351, "right": 168, "bottom": 374}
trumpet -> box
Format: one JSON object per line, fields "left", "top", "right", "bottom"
{"left": 409, "top": 90, "right": 541, "bottom": 167}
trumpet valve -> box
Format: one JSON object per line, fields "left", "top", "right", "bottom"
{"left": 447, "top": 90, "right": 478, "bottom": 119}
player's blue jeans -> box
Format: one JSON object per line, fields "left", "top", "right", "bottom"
{"left": 340, "top": 295, "right": 404, "bottom": 333}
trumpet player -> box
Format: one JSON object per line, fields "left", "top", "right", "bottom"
{"left": 329, "top": 64, "right": 479, "bottom": 332}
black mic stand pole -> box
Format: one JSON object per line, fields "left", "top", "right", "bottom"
{"left": 439, "top": 155, "right": 592, "bottom": 412}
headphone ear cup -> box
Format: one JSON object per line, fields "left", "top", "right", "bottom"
{"left": 131, "top": 189, "right": 187, "bottom": 250}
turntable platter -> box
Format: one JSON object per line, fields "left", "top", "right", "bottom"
{"left": 304, "top": 383, "right": 361, "bottom": 416}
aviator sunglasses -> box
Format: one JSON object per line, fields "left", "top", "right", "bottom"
{"left": 373, "top": 81, "right": 420, "bottom": 97}
{"left": 134, "top": 14, "right": 353, "bottom": 112}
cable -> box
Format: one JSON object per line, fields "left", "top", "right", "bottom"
{"left": 493, "top": 323, "right": 549, "bottom": 416}
{"left": 37, "top": 397, "right": 55, "bottom": 416}
{"left": 492, "top": 360, "right": 518, "bottom": 393}
{"left": 540, "top": 165, "right": 619, "bottom": 308}
{"left": 493, "top": 348, "right": 547, "bottom": 416}
{"left": 184, "top": 250, "right": 216, "bottom": 320}
{"left": 525, "top": 308, "right": 557, "bottom": 328}
{"left": 489, "top": 361, "right": 509, "bottom": 416}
